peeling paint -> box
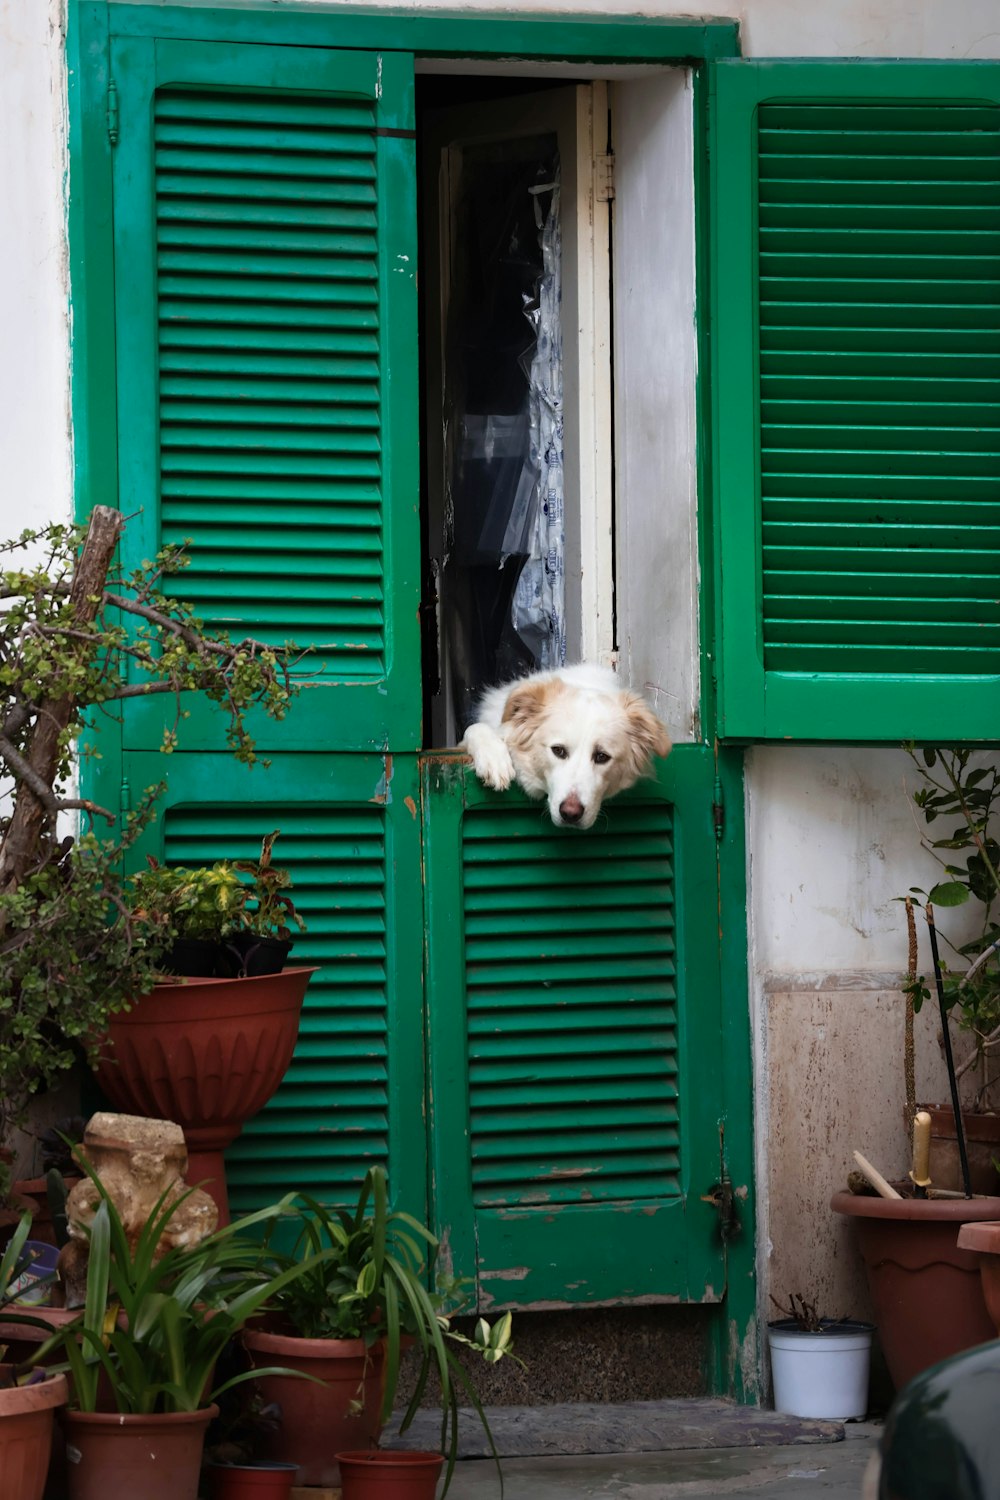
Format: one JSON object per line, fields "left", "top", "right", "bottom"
{"left": 479, "top": 1265, "right": 530, "bottom": 1283}
{"left": 537, "top": 1165, "right": 598, "bottom": 1179}
{"left": 369, "top": 753, "right": 394, "bottom": 805}
{"left": 404, "top": 795, "right": 417, "bottom": 819}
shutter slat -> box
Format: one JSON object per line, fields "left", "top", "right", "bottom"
{"left": 464, "top": 803, "right": 679, "bottom": 1207}
{"left": 154, "top": 85, "right": 386, "bottom": 671}
{"left": 757, "top": 97, "right": 1000, "bottom": 675}
{"left": 165, "top": 807, "right": 389, "bottom": 1209}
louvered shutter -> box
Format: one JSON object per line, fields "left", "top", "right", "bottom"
{"left": 712, "top": 61, "right": 1000, "bottom": 741}
{"left": 424, "top": 748, "right": 727, "bottom": 1308}
{"left": 110, "top": 37, "right": 420, "bottom": 753}
{"left": 120, "top": 751, "right": 427, "bottom": 1219}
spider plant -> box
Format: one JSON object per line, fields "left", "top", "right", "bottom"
{"left": 257, "top": 1166, "right": 518, "bottom": 1492}
{"left": 38, "top": 1169, "right": 332, "bottom": 1415}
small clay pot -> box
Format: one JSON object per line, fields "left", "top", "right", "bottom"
{"left": 209, "top": 1460, "right": 299, "bottom": 1499}
{"left": 337, "top": 1450, "right": 445, "bottom": 1500}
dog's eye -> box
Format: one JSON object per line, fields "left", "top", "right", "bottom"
{"left": 551, "top": 744, "right": 568, "bottom": 760}
{"left": 592, "top": 749, "right": 611, "bottom": 766}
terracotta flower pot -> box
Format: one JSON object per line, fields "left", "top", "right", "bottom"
{"left": 61, "top": 1404, "right": 218, "bottom": 1500}
{"left": 957, "top": 1219, "right": 1000, "bottom": 1334}
{"left": 0, "top": 1370, "right": 67, "bottom": 1500}
{"left": 243, "top": 1329, "right": 385, "bottom": 1487}
{"left": 209, "top": 1459, "right": 299, "bottom": 1499}
{"left": 337, "top": 1449, "right": 445, "bottom": 1500}
{"left": 11, "top": 1177, "right": 81, "bottom": 1247}
{"left": 832, "top": 1190, "right": 1000, "bottom": 1389}
{"left": 93, "top": 968, "right": 316, "bottom": 1223}
{"left": 925, "top": 1106, "right": 1000, "bottom": 1195}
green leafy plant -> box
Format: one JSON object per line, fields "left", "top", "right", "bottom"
{"left": 257, "top": 1167, "right": 518, "bottom": 1491}
{"left": 129, "top": 858, "right": 247, "bottom": 944}
{"left": 38, "top": 1173, "right": 330, "bottom": 1415}
{"left": 0, "top": 508, "right": 301, "bottom": 1190}
{"left": 233, "top": 831, "right": 306, "bottom": 940}
{"left": 902, "top": 745, "right": 1000, "bottom": 1108}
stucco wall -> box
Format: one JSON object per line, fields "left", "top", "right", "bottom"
{"left": 4, "top": 0, "right": 1000, "bottom": 1395}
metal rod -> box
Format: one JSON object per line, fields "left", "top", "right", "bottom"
{"left": 927, "top": 903, "right": 973, "bottom": 1198}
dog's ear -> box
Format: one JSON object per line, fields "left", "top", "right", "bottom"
{"left": 621, "top": 693, "right": 672, "bottom": 777}
{"left": 501, "top": 679, "right": 553, "bottom": 748}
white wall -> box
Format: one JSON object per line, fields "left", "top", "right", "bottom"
{"left": 1, "top": 0, "right": 71, "bottom": 537}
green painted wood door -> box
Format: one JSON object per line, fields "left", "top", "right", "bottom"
{"left": 109, "top": 32, "right": 421, "bottom": 754}
{"left": 77, "top": 8, "right": 746, "bottom": 1319}
{"left": 423, "top": 745, "right": 731, "bottom": 1309}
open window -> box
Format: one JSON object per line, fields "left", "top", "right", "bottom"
{"left": 419, "top": 80, "right": 614, "bottom": 743}
{"left": 416, "top": 65, "right": 701, "bottom": 747}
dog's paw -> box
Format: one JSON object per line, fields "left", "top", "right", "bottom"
{"left": 462, "top": 723, "right": 516, "bottom": 791}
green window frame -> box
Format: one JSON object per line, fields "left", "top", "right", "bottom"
{"left": 711, "top": 59, "right": 1000, "bottom": 742}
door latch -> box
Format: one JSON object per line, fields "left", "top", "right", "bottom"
{"left": 702, "top": 1174, "right": 740, "bottom": 1242}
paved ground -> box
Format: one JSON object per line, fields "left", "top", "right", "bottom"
{"left": 390, "top": 1402, "right": 882, "bottom": 1499}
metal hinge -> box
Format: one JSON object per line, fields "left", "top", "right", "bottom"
{"left": 595, "top": 152, "right": 615, "bottom": 203}
{"left": 107, "top": 79, "right": 119, "bottom": 146}
{"left": 712, "top": 774, "right": 724, "bottom": 842}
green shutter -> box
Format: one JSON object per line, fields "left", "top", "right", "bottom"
{"left": 424, "top": 748, "right": 727, "bottom": 1309}
{"left": 713, "top": 61, "right": 1000, "bottom": 741}
{"left": 464, "top": 802, "right": 679, "bottom": 1207}
{"left": 121, "top": 752, "right": 426, "bottom": 1219}
{"left": 110, "top": 36, "right": 420, "bottom": 753}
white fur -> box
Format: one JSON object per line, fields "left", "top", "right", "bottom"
{"left": 460, "top": 664, "right": 671, "bottom": 830}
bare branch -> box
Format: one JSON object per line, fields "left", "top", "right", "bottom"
{"left": 0, "top": 734, "right": 57, "bottom": 811}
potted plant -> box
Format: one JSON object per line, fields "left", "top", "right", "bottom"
{"left": 0, "top": 507, "right": 299, "bottom": 1208}
{"left": 128, "top": 833, "right": 307, "bottom": 981}
{"left": 38, "top": 1163, "right": 334, "bottom": 1500}
{"left": 129, "top": 860, "right": 248, "bottom": 979}
{"left": 94, "top": 839, "right": 314, "bottom": 1225}
{"left": 11, "top": 1118, "right": 84, "bottom": 1249}
{"left": 244, "top": 1166, "right": 517, "bottom": 1492}
{"left": 833, "top": 750, "right": 1000, "bottom": 1390}
{"left": 899, "top": 746, "right": 1000, "bottom": 1188}
{"left": 227, "top": 831, "right": 308, "bottom": 978}
{"left": 95, "top": 831, "right": 312, "bottom": 1222}
{"left": 0, "top": 1213, "right": 68, "bottom": 1500}
{"left": 766, "top": 1292, "right": 873, "bottom": 1420}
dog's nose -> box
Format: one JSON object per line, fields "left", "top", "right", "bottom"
{"left": 559, "top": 794, "right": 585, "bottom": 825}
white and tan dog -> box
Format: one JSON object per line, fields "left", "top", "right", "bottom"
{"left": 461, "top": 663, "right": 671, "bottom": 830}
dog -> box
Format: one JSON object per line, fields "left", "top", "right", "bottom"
{"left": 461, "top": 663, "right": 671, "bottom": 830}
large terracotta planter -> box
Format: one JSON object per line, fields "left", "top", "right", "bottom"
{"left": 0, "top": 1370, "right": 67, "bottom": 1500}
{"left": 832, "top": 1190, "right": 1000, "bottom": 1388}
{"left": 62, "top": 1404, "right": 218, "bottom": 1500}
{"left": 93, "top": 968, "right": 316, "bottom": 1223}
{"left": 337, "top": 1449, "right": 444, "bottom": 1500}
{"left": 244, "top": 1329, "right": 384, "bottom": 1486}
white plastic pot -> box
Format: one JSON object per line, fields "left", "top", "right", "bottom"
{"left": 767, "top": 1319, "right": 873, "bottom": 1420}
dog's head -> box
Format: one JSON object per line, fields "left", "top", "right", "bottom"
{"left": 501, "top": 678, "right": 671, "bottom": 830}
